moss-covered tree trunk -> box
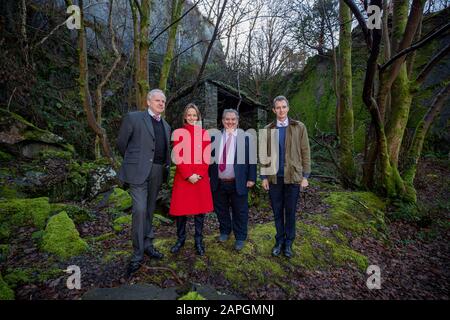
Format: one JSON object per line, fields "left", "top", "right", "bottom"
{"left": 337, "top": 0, "right": 356, "bottom": 187}
{"left": 159, "top": 0, "right": 184, "bottom": 93}
{"left": 68, "top": 0, "right": 115, "bottom": 165}
{"left": 137, "top": 0, "right": 151, "bottom": 111}
{"left": 404, "top": 82, "right": 450, "bottom": 185}
{"left": 130, "top": 0, "right": 140, "bottom": 109}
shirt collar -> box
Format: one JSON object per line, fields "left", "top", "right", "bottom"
{"left": 148, "top": 108, "right": 161, "bottom": 119}
{"left": 223, "top": 129, "right": 238, "bottom": 137}
{"left": 276, "top": 117, "right": 289, "bottom": 127}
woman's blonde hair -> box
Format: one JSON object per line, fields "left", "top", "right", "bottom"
{"left": 182, "top": 103, "right": 202, "bottom": 123}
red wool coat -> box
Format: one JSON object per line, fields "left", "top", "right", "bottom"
{"left": 169, "top": 124, "right": 213, "bottom": 216}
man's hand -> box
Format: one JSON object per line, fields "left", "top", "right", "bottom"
{"left": 247, "top": 181, "right": 255, "bottom": 188}
{"left": 301, "top": 178, "right": 309, "bottom": 189}
{"left": 188, "top": 174, "right": 201, "bottom": 184}
{"left": 262, "top": 179, "right": 269, "bottom": 191}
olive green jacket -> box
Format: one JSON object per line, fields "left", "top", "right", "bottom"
{"left": 260, "top": 118, "right": 311, "bottom": 184}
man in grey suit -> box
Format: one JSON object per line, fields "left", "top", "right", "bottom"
{"left": 117, "top": 89, "right": 171, "bottom": 277}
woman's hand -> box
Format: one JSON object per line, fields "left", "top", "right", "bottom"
{"left": 188, "top": 174, "right": 201, "bottom": 184}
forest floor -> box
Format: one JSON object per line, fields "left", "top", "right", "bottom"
{"left": 4, "top": 157, "right": 449, "bottom": 300}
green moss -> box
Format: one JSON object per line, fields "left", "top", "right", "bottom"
{"left": 113, "top": 215, "right": 132, "bottom": 232}
{"left": 3, "top": 269, "right": 32, "bottom": 289}
{"left": 290, "top": 222, "right": 368, "bottom": 271}
{"left": 103, "top": 250, "right": 131, "bottom": 263}
{"left": 0, "top": 273, "right": 14, "bottom": 300}
{"left": 0, "top": 185, "right": 20, "bottom": 199}
{"left": 89, "top": 232, "right": 115, "bottom": 243}
{"left": 50, "top": 203, "right": 93, "bottom": 224}
{"left": 108, "top": 188, "right": 132, "bottom": 211}
{"left": 321, "top": 191, "right": 386, "bottom": 237}
{"left": 0, "top": 197, "right": 52, "bottom": 237}
{"left": 178, "top": 291, "right": 206, "bottom": 300}
{"left": 39, "top": 149, "right": 73, "bottom": 160}
{"left": 41, "top": 211, "right": 88, "bottom": 259}
{"left": 141, "top": 217, "right": 370, "bottom": 295}
{"left": 0, "top": 150, "right": 13, "bottom": 162}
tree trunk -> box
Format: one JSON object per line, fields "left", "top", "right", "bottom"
{"left": 338, "top": 0, "right": 356, "bottom": 187}
{"left": 130, "top": 0, "right": 140, "bottom": 109}
{"left": 138, "top": 0, "right": 151, "bottom": 110}
{"left": 74, "top": 0, "right": 115, "bottom": 165}
{"left": 159, "top": 0, "right": 184, "bottom": 93}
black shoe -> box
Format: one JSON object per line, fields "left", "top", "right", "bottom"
{"left": 271, "top": 244, "right": 283, "bottom": 257}
{"left": 170, "top": 240, "right": 185, "bottom": 254}
{"left": 144, "top": 246, "right": 164, "bottom": 259}
{"left": 126, "top": 261, "right": 141, "bottom": 278}
{"left": 195, "top": 242, "right": 205, "bottom": 256}
{"left": 284, "top": 244, "right": 293, "bottom": 258}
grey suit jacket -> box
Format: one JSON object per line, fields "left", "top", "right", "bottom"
{"left": 117, "top": 111, "right": 171, "bottom": 185}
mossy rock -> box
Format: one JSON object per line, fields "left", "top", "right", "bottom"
{"left": 0, "top": 108, "right": 74, "bottom": 159}
{"left": 50, "top": 203, "right": 94, "bottom": 224}
{"left": 41, "top": 211, "right": 88, "bottom": 259}
{"left": 178, "top": 291, "right": 206, "bottom": 300}
{"left": 113, "top": 215, "right": 132, "bottom": 232}
{"left": 320, "top": 191, "right": 386, "bottom": 237}
{"left": 94, "top": 187, "right": 132, "bottom": 213}
{"left": 108, "top": 188, "right": 132, "bottom": 211}
{"left": 0, "top": 272, "right": 14, "bottom": 300}
{"left": 0, "top": 197, "right": 52, "bottom": 240}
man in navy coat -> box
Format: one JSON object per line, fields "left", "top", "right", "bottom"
{"left": 209, "top": 109, "right": 257, "bottom": 251}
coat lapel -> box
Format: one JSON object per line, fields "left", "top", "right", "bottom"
{"left": 143, "top": 111, "right": 155, "bottom": 139}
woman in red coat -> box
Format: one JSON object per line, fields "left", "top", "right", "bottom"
{"left": 169, "top": 103, "right": 213, "bottom": 255}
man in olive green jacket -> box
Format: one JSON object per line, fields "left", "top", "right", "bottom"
{"left": 261, "top": 95, "right": 311, "bottom": 258}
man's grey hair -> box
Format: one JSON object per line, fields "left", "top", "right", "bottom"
{"left": 222, "top": 108, "right": 239, "bottom": 119}
{"left": 147, "top": 89, "right": 166, "bottom": 101}
{"left": 273, "top": 95, "right": 289, "bottom": 108}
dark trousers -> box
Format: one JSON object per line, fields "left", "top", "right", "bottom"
{"left": 213, "top": 181, "right": 249, "bottom": 241}
{"left": 268, "top": 176, "right": 300, "bottom": 246}
{"left": 175, "top": 215, "right": 205, "bottom": 243}
{"left": 128, "top": 163, "right": 163, "bottom": 263}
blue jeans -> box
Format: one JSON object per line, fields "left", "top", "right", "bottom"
{"left": 213, "top": 181, "right": 249, "bottom": 241}
{"left": 268, "top": 176, "right": 300, "bottom": 246}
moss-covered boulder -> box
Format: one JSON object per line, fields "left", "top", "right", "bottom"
{"left": 0, "top": 108, "right": 74, "bottom": 159}
{"left": 108, "top": 188, "right": 132, "bottom": 211}
{"left": 41, "top": 211, "right": 88, "bottom": 259}
{"left": 113, "top": 215, "right": 132, "bottom": 232}
{"left": 319, "top": 191, "right": 386, "bottom": 237}
{"left": 94, "top": 187, "right": 132, "bottom": 213}
{"left": 0, "top": 272, "right": 14, "bottom": 300}
{"left": 0, "top": 197, "right": 52, "bottom": 240}
{"left": 50, "top": 203, "right": 94, "bottom": 224}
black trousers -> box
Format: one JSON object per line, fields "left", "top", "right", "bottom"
{"left": 213, "top": 181, "right": 249, "bottom": 241}
{"left": 175, "top": 215, "right": 205, "bottom": 243}
{"left": 268, "top": 176, "right": 300, "bottom": 246}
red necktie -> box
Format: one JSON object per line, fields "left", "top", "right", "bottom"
{"left": 219, "top": 133, "right": 232, "bottom": 172}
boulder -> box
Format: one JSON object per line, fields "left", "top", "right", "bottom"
{"left": 41, "top": 211, "right": 88, "bottom": 259}
{"left": 0, "top": 108, "right": 74, "bottom": 159}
